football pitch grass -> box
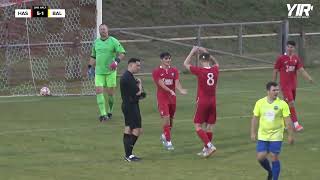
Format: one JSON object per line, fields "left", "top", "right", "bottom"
{"left": 0, "top": 68, "right": 319, "bottom": 180}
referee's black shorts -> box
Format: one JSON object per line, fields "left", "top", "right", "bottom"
{"left": 122, "top": 102, "right": 141, "bottom": 129}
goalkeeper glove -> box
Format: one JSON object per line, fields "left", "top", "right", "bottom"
{"left": 110, "top": 57, "right": 120, "bottom": 70}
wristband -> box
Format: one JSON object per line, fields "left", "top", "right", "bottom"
{"left": 115, "top": 57, "right": 120, "bottom": 63}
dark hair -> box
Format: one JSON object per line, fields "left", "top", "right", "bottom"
{"left": 199, "top": 52, "right": 210, "bottom": 61}
{"left": 160, "top": 52, "right": 171, "bottom": 59}
{"left": 287, "top": 40, "right": 296, "bottom": 46}
{"left": 266, "top": 81, "right": 278, "bottom": 90}
{"left": 128, "top": 58, "right": 141, "bottom": 64}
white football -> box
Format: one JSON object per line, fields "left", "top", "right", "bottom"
{"left": 40, "top": 87, "right": 51, "bottom": 96}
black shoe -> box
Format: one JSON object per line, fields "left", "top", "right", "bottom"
{"left": 267, "top": 172, "right": 272, "bottom": 180}
{"left": 107, "top": 113, "right": 112, "bottom": 120}
{"left": 124, "top": 155, "right": 141, "bottom": 162}
{"left": 99, "top": 115, "right": 108, "bottom": 122}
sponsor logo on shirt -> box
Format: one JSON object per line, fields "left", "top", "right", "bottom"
{"left": 163, "top": 78, "right": 173, "bottom": 85}
{"left": 285, "top": 65, "right": 295, "bottom": 72}
{"left": 265, "top": 111, "right": 275, "bottom": 121}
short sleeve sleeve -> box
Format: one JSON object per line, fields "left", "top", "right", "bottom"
{"left": 253, "top": 100, "right": 261, "bottom": 117}
{"left": 152, "top": 69, "right": 160, "bottom": 82}
{"left": 274, "top": 56, "right": 282, "bottom": 70}
{"left": 174, "top": 68, "right": 179, "bottom": 80}
{"left": 296, "top": 56, "right": 304, "bottom": 70}
{"left": 190, "top": 65, "right": 201, "bottom": 76}
{"left": 112, "top": 37, "right": 126, "bottom": 54}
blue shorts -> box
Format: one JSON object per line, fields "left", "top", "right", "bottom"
{"left": 256, "top": 140, "right": 282, "bottom": 155}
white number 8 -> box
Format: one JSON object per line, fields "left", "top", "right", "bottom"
{"left": 207, "top": 73, "right": 214, "bottom": 86}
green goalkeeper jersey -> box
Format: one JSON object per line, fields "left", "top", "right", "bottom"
{"left": 91, "top": 36, "right": 125, "bottom": 74}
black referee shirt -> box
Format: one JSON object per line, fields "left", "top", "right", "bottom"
{"left": 120, "top": 70, "right": 140, "bottom": 104}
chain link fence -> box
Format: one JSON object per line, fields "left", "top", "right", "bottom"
{"left": 0, "top": 1, "right": 318, "bottom": 96}
{"left": 0, "top": 0, "right": 96, "bottom": 96}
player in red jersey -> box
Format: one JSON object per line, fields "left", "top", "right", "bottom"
{"left": 273, "top": 40, "right": 314, "bottom": 132}
{"left": 183, "top": 46, "right": 219, "bottom": 158}
{"left": 152, "top": 52, "right": 187, "bottom": 150}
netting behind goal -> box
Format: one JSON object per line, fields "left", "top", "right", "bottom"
{"left": 0, "top": 0, "right": 96, "bottom": 96}
{"left": 0, "top": 0, "right": 285, "bottom": 96}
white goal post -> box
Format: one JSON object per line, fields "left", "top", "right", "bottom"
{"left": 0, "top": 0, "right": 101, "bottom": 96}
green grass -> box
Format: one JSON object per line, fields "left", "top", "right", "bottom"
{"left": 0, "top": 68, "right": 319, "bottom": 180}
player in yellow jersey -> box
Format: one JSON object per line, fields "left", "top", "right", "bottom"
{"left": 251, "top": 81, "right": 294, "bottom": 180}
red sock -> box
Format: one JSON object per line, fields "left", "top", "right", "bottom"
{"left": 206, "top": 132, "right": 213, "bottom": 142}
{"left": 289, "top": 106, "right": 298, "bottom": 123}
{"left": 196, "top": 129, "right": 210, "bottom": 148}
{"left": 163, "top": 124, "right": 171, "bottom": 141}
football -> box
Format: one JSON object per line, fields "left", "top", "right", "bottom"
{"left": 40, "top": 87, "right": 51, "bottom": 96}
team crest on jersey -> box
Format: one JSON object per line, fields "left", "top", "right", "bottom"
{"left": 274, "top": 105, "right": 279, "bottom": 110}
{"left": 172, "top": 73, "right": 174, "bottom": 77}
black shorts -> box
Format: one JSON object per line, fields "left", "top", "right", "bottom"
{"left": 122, "top": 103, "right": 141, "bottom": 129}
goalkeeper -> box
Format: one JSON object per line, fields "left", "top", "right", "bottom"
{"left": 88, "top": 24, "right": 126, "bottom": 122}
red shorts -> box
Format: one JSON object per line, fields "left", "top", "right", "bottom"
{"left": 158, "top": 103, "right": 176, "bottom": 119}
{"left": 193, "top": 100, "right": 217, "bottom": 124}
{"left": 281, "top": 88, "right": 296, "bottom": 102}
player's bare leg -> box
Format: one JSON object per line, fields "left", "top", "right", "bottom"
{"left": 288, "top": 101, "right": 303, "bottom": 131}
{"left": 96, "top": 87, "right": 107, "bottom": 122}
{"left": 169, "top": 117, "right": 173, "bottom": 130}
{"left": 161, "top": 116, "right": 174, "bottom": 150}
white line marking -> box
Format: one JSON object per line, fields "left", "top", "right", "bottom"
{"left": 0, "top": 113, "right": 318, "bottom": 135}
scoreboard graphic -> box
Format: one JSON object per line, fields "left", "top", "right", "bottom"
{"left": 15, "top": 6, "right": 65, "bottom": 18}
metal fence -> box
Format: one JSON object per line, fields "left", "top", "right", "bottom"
{"left": 1, "top": 14, "right": 319, "bottom": 96}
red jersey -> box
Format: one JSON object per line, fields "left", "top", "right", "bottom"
{"left": 152, "top": 66, "right": 179, "bottom": 104}
{"left": 274, "top": 54, "right": 303, "bottom": 89}
{"left": 190, "top": 65, "right": 219, "bottom": 103}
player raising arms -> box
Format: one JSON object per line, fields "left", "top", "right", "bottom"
{"left": 183, "top": 46, "right": 218, "bottom": 158}
{"left": 152, "top": 52, "right": 187, "bottom": 151}
{"left": 272, "top": 40, "right": 314, "bottom": 131}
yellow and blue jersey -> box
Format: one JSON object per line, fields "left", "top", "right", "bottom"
{"left": 253, "top": 97, "right": 290, "bottom": 141}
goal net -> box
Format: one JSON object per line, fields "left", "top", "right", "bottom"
{"left": 0, "top": 0, "right": 97, "bottom": 96}
{"left": 0, "top": 0, "right": 286, "bottom": 97}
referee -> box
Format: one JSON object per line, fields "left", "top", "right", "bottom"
{"left": 120, "top": 58, "right": 145, "bottom": 162}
